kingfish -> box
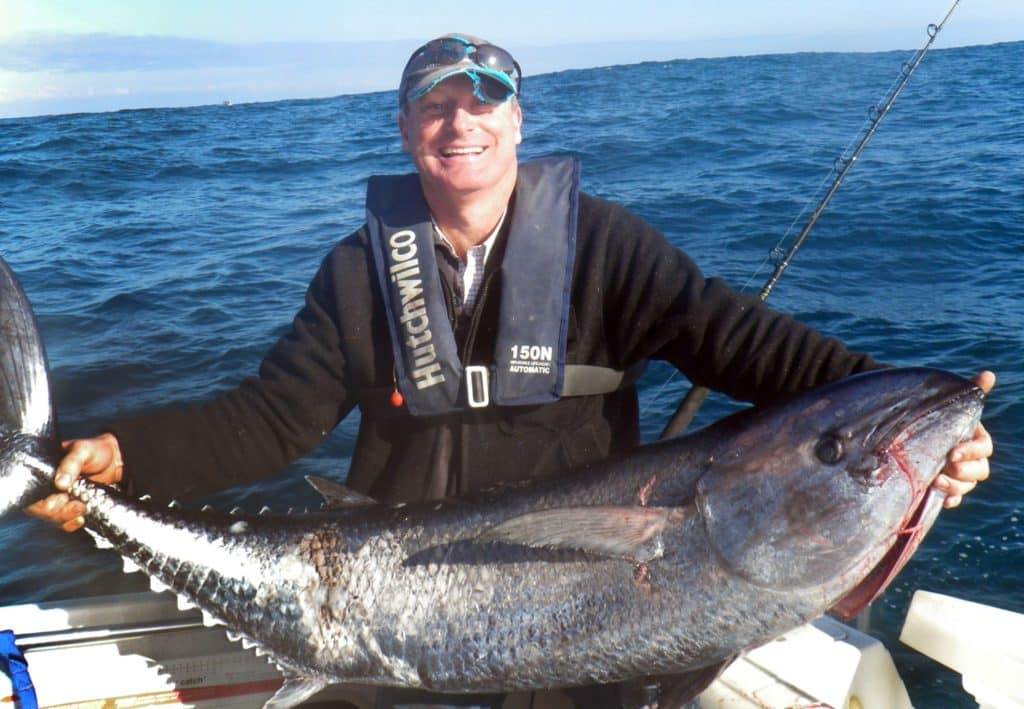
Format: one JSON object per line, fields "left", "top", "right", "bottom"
{"left": 0, "top": 255, "right": 984, "bottom": 708}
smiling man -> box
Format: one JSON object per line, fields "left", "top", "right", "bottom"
{"left": 30, "top": 33, "right": 993, "bottom": 709}
{"left": 399, "top": 66, "right": 522, "bottom": 255}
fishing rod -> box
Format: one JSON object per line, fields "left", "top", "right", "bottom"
{"left": 659, "top": 0, "right": 960, "bottom": 440}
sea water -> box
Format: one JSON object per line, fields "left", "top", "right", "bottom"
{"left": 1, "top": 40, "right": 1022, "bottom": 706}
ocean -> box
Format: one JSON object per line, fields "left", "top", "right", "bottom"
{"left": 1, "top": 40, "right": 1022, "bottom": 706}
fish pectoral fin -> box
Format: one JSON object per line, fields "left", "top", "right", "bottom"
{"left": 477, "top": 505, "right": 685, "bottom": 562}
{"left": 305, "top": 475, "right": 378, "bottom": 509}
{"left": 263, "top": 676, "right": 328, "bottom": 709}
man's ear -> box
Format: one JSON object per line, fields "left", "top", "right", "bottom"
{"left": 398, "top": 112, "right": 411, "bottom": 152}
{"left": 513, "top": 102, "right": 523, "bottom": 145}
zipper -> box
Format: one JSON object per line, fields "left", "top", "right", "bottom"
{"left": 438, "top": 271, "right": 458, "bottom": 325}
{"left": 462, "top": 270, "right": 496, "bottom": 365}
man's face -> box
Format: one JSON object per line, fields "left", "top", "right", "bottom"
{"left": 399, "top": 74, "right": 522, "bottom": 199}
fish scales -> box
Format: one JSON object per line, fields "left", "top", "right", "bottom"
{"left": 68, "top": 450, "right": 888, "bottom": 691}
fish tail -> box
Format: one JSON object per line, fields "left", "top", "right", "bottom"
{"left": 0, "top": 255, "right": 61, "bottom": 515}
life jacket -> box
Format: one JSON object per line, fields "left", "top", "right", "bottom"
{"left": 366, "top": 156, "right": 638, "bottom": 416}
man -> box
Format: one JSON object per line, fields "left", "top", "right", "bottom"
{"left": 29, "top": 33, "right": 993, "bottom": 706}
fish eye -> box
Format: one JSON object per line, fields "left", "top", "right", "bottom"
{"left": 814, "top": 434, "right": 845, "bottom": 465}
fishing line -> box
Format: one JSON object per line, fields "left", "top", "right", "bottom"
{"left": 657, "top": 0, "right": 960, "bottom": 440}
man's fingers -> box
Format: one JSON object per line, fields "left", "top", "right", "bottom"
{"left": 24, "top": 498, "right": 48, "bottom": 518}
{"left": 948, "top": 422, "right": 992, "bottom": 473}
{"left": 55, "top": 434, "right": 124, "bottom": 490}
{"left": 25, "top": 493, "right": 85, "bottom": 524}
{"left": 44, "top": 492, "right": 71, "bottom": 515}
{"left": 54, "top": 441, "right": 94, "bottom": 490}
{"left": 948, "top": 457, "right": 990, "bottom": 483}
{"left": 24, "top": 435, "right": 124, "bottom": 532}
{"left": 974, "top": 370, "right": 996, "bottom": 394}
{"left": 61, "top": 515, "right": 86, "bottom": 533}
{"left": 935, "top": 473, "right": 978, "bottom": 508}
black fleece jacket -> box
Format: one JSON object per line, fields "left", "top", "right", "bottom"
{"left": 110, "top": 192, "right": 879, "bottom": 503}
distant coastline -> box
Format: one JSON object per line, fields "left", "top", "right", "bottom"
{"left": 1, "top": 29, "right": 1020, "bottom": 120}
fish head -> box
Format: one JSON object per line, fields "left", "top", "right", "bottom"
{"left": 695, "top": 368, "right": 983, "bottom": 612}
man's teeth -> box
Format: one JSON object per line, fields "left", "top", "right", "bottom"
{"left": 442, "top": 147, "right": 484, "bottom": 156}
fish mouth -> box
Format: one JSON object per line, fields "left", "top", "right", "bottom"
{"left": 830, "top": 486, "right": 946, "bottom": 619}
{"left": 830, "top": 378, "right": 983, "bottom": 620}
{"left": 865, "top": 377, "right": 983, "bottom": 456}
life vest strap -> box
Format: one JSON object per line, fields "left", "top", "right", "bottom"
{"left": 363, "top": 361, "right": 645, "bottom": 419}
{"left": 561, "top": 362, "right": 646, "bottom": 397}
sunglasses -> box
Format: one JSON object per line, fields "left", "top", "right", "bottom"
{"left": 403, "top": 37, "right": 522, "bottom": 105}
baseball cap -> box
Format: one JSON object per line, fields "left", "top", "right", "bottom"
{"left": 399, "top": 34, "right": 522, "bottom": 108}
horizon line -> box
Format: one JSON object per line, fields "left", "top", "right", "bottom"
{"left": 1, "top": 35, "right": 1017, "bottom": 122}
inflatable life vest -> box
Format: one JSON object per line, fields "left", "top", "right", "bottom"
{"left": 366, "top": 156, "right": 637, "bottom": 416}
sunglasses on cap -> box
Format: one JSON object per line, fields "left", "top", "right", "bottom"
{"left": 402, "top": 36, "right": 522, "bottom": 106}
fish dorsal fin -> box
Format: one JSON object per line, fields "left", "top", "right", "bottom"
{"left": 477, "top": 505, "right": 686, "bottom": 563}
{"left": 263, "top": 676, "right": 327, "bottom": 708}
{"left": 304, "top": 475, "right": 377, "bottom": 509}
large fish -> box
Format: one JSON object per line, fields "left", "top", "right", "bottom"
{"left": 0, "top": 254, "right": 984, "bottom": 708}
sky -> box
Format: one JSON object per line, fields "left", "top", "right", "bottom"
{"left": 1, "top": 0, "right": 1022, "bottom": 119}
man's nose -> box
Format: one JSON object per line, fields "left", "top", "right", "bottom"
{"left": 448, "top": 104, "right": 477, "bottom": 132}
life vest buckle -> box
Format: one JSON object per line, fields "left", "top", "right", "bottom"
{"left": 465, "top": 365, "right": 491, "bottom": 408}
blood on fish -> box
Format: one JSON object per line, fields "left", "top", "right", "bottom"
{"left": 637, "top": 475, "right": 657, "bottom": 506}
{"left": 633, "top": 562, "right": 654, "bottom": 596}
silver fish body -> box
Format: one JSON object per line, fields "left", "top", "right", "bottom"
{"left": 0, "top": 255, "right": 985, "bottom": 707}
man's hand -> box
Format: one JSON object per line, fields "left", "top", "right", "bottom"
{"left": 24, "top": 433, "right": 124, "bottom": 532}
{"left": 935, "top": 370, "right": 995, "bottom": 508}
